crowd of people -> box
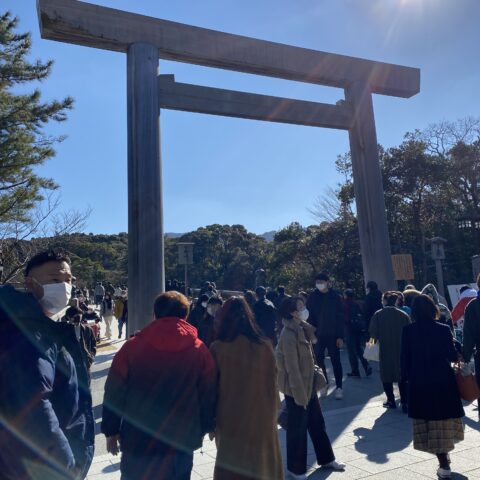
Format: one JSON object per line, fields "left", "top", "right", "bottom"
{"left": 67, "top": 282, "right": 129, "bottom": 342}
{"left": 1, "top": 249, "right": 480, "bottom": 479}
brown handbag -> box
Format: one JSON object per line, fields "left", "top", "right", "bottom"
{"left": 313, "top": 365, "right": 327, "bottom": 391}
{"left": 455, "top": 362, "right": 480, "bottom": 402}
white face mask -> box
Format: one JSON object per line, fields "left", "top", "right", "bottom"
{"left": 316, "top": 282, "right": 328, "bottom": 292}
{"left": 36, "top": 281, "right": 72, "bottom": 316}
{"left": 201, "top": 302, "right": 208, "bottom": 308}
{"left": 207, "top": 306, "right": 214, "bottom": 316}
{"left": 298, "top": 308, "right": 309, "bottom": 322}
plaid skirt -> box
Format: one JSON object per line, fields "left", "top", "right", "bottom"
{"left": 413, "top": 418, "right": 464, "bottom": 454}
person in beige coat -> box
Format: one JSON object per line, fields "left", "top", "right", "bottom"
{"left": 210, "top": 296, "right": 283, "bottom": 480}
{"left": 276, "top": 296, "right": 345, "bottom": 480}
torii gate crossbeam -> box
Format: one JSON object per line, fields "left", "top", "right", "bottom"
{"left": 37, "top": 0, "right": 420, "bottom": 333}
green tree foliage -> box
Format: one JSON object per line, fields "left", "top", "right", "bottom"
{"left": 166, "top": 225, "right": 269, "bottom": 291}
{"left": 41, "top": 233, "right": 127, "bottom": 287}
{"left": 0, "top": 12, "right": 73, "bottom": 225}
{"left": 324, "top": 120, "right": 480, "bottom": 291}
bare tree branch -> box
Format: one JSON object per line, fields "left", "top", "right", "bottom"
{"left": 420, "top": 117, "right": 480, "bottom": 156}
{"left": 308, "top": 187, "right": 343, "bottom": 223}
{"left": 0, "top": 191, "right": 92, "bottom": 284}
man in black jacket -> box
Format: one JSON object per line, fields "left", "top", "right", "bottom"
{"left": 0, "top": 250, "right": 94, "bottom": 480}
{"left": 307, "top": 273, "right": 345, "bottom": 399}
{"left": 364, "top": 280, "right": 383, "bottom": 330}
{"left": 254, "top": 286, "right": 278, "bottom": 345}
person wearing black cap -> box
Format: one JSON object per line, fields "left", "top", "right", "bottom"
{"left": 307, "top": 273, "right": 345, "bottom": 400}
{"left": 254, "top": 286, "right": 278, "bottom": 345}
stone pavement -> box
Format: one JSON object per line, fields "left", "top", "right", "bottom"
{"left": 87, "top": 323, "right": 480, "bottom": 479}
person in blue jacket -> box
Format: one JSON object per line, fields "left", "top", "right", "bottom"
{"left": 0, "top": 249, "right": 95, "bottom": 480}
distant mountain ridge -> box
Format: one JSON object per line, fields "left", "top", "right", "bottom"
{"left": 261, "top": 231, "right": 276, "bottom": 242}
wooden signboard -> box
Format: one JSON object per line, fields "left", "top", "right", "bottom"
{"left": 391, "top": 254, "right": 414, "bottom": 281}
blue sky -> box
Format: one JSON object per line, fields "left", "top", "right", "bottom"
{"left": 5, "top": 0, "right": 480, "bottom": 235}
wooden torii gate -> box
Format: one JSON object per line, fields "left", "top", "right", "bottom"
{"left": 37, "top": 0, "right": 420, "bottom": 333}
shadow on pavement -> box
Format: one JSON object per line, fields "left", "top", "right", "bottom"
{"left": 307, "top": 467, "right": 336, "bottom": 479}
{"left": 464, "top": 412, "right": 480, "bottom": 431}
{"left": 102, "top": 463, "right": 120, "bottom": 474}
{"left": 91, "top": 366, "right": 111, "bottom": 381}
{"left": 93, "top": 351, "right": 117, "bottom": 365}
{"left": 351, "top": 410, "right": 410, "bottom": 462}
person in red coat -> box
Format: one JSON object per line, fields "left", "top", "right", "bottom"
{"left": 101, "top": 291, "right": 217, "bottom": 480}
{"left": 451, "top": 286, "right": 477, "bottom": 327}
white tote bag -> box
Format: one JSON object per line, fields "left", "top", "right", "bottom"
{"left": 363, "top": 340, "right": 379, "bottom": 362}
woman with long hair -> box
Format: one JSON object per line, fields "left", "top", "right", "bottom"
{"left": 401, "top": 294, "right": 464, "bottom": 479}
{"left": 210, "top": 297, "right": 283, "bottom": 480}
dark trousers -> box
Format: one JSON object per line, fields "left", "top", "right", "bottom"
{"left": 474, "top": 353, "right": 480, "bottom": 387}
{"left": 383, "top": 381, "right": 408, "bottom": 405}
{"left": 120, "top": 450, "right": 193, "bottom": 480}
{"left": 285, "top": 395, "right": 335, "bottom": 475}
{"left": 345, "top": 330, "right": 369, "bottom": 374}
{"left": 118, "top": 317, "right": 128, "bottom": 338}
{"left": 315, "top": 335, "right": 343, "bottom": 389}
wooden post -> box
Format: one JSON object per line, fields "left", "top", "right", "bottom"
{"left": 346, "top": 81, "right": 396, "bottom": 291}
{"left": 127, "top": 43, "right": 164, "bottom": 334}
{"left": 435, "top": 259, "right": 445, "bottom": 298}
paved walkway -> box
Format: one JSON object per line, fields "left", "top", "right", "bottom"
{"left": 87, "top": 323, "right": 480, "bottom": 479}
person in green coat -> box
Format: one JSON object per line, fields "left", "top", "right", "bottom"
{"left": 369, "top": 291, "right": 411, "bottom": 411}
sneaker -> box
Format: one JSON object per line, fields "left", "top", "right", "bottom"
{"left": 347, "top": 372, "right": 360, "bottom": 378}
{"left": 335, "top": 388, "right": 343, "bottom": 400}
{"left": 437, "top": 467, "right": 452, "bottom": 478}
{"left": 320, "top": 386, "right": 329, "bottom": 397}
{"left": 383, "top": 401, "right": 397, "bottom": 409}
{"left": 365, "top": 366, "right": 373, "bottom": 376}
{"left": 287, "top": 470, "right": 307, "bottom": 480}
{"left": 118, "top": 334, "right": 121, "bottom": 339}
{"left": 323, "top": 460, "right": 346, "bottom": 471}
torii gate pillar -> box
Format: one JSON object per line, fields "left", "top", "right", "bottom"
{"left": 347, "top": 81, "right": 396, "bottom": 291}
{"left": 127, "top": 43, "right": 164, "bottom": 333}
